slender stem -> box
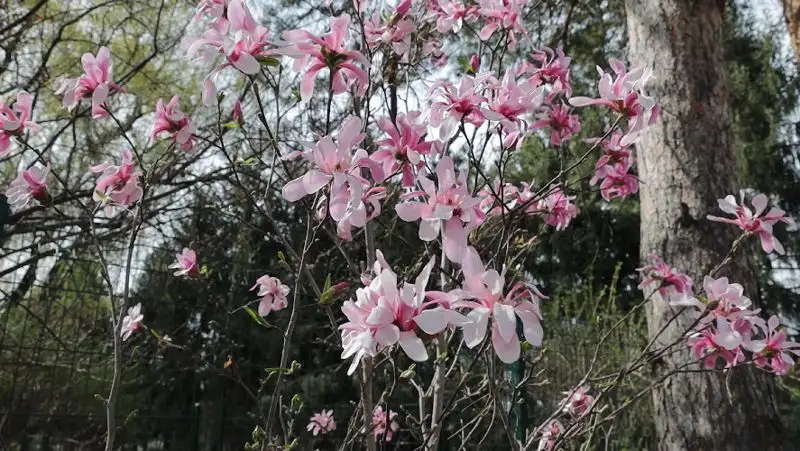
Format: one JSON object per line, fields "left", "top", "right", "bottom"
{"left": 427, "top": 246, "right": 449, "bottom": 449}
{"left": 428, "top": 336, "right": 447, "bottom": 450}
{"left": 104, "top": 196, "right": 145, "bottom": 451}
{"left": 265, "top": 205, "right": 317, "bottom": 443}
{"left": 360, "top": 357, "right": 377, "bottom": 451}
{"left": 361, "top": 223, "right": 377, "bottom": 451}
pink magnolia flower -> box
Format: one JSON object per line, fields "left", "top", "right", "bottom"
{"left": 431, "top": 0, "right": 479, "bottom": 33}
{"left": 121, "top": 303, "right": 144, "bottom": 341}
{"left": 476, "top": 0, "right": 527, "bottom": 49}
{"left": 428, "top": 75, "right": 489, "bottom": 140}
{"left": 561, "top": 385, "right": 594, "bottom": 417}
{"left": 281, "top": 14, "right": 369, "bottom": 102}
{"left": 422, "top": 39, "right": 448, "bottom": 67}
{"left": 454, "top": 246, "right": 546, "bottom": 363}
{"left": 532, "top": 186, "right": 578, "bottom": 230}
{"left": 707, "top": 193, "right": 796, "bottom": 255}
{"left": 331, "top": 185, "right": 387, "bottom": 241}
{"left": 282, "top": 117, "right": 383, "bottom": 222}
{"left": 479, "top": 182, "right": 521, "bottom": 216}
{"left": 250, "top": 275, "right": 290, "bottom": 317}
{"left": 150, "top": 96, "right": 196, "bottom": 152}
{"left": 339, "top": 252, "right": 467, "bottom": 374}
{"left": 595, "top": 165, "right": 638, "bottom": 201}
{"left": 185, "top": 0, "right": 277, "bottom": 104}
{"left": 569, "top": 59, "right": 659, "bottom": 146}
{"left": 525, "top": 46, "right": 572, "bottom": 96}
{"left": 307, "top": 409, "right": 336, "bottom": 436}
{"left": 364, "top": 0, "right": 414, "bottom": 59}
{"left": 636, "top": 255, "right": 693, "bottom": 304}
{"left": 395, "top": 156, "right": 485, "bottom": 263}
{"left": 5, "top": 165, "right": 49, "bottom": 209}
{"left": 537, "top": 420, "right": 563, "bottom": 451}
{"left": 747, "top": 315, "right": 800, "bottom": 376}
{"left": 701, "top": 276, "right": 753, "bottom": 319}
{"left": 192, "top": 0, "right": 229, "bottom": 32}
{"left": 372, "top": 406, "right": 400, "bottom": 441}
{"left": 169, "top": 248, "right": 199, "bottom": 277}
{"left": 590, "top": 133, "right": 635, "bottom": 184}
{"left": 532, "top": 102, "right": 580, "bottom": 146}
{"left": 90, "top": 150, "right": 143, "bottom": 215}
{"left": 55, "top": 47, "right": 125, "bottom": 119}
{"left": 373, "top": 111, "right": 441, "bottom": 187}
{"left": 1, "top": 91, "right": 40, "bottom": 156}
{"left": 482, "top": 70, "right": 544, "bottom": 148}
{"left": 687, "top": 318, "right": 747, "bottom": 370}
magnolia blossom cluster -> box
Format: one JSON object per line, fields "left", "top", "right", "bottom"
{"left": 121, "top": 303, "right": 144, "bottom": 341}
{"left": 250, "top": 275, "right": 291, "bottom": 317}
{"left": 340, "top": 247, "right": 545, "bottom": 373}
{"left": 90, "top": 150, "right": 144, "bottom": 216}
{"left": 428, "top": 45, "right": 576, "bottom": 149}
{"left": 0, "top": 91, "right": 40, "bottom": 156}
{"left": 307, "top": 409, "right": 336, "bottom": 436}
{"left": 55, "top": 47, "right": 126, "bottom": 119}
{"left": 708, "top": 193, "right": 796, "bottom": 255}
{"left": 169, "top": 248, "right": 200, "bottom": 277}
{"left": 568, "top": 60, "right": 662, "bottom": 201}
{"left": 282, "top": 13, "right": 369, "bottom": 102}
{"left": 364, "top": 0, "right": 414, "bottom": 60}
{"left": 371, "top": 406, "right": 400, "bottom": 441}
{"left": 282, "top": 116, "right": 385, "bottom": 241}
{"left": 5, "top": 165, "right": 49, "bottom": 209}
{"left": 570, "top": 59, "right": 659, "bottom": 146}
{"left": 150, "top": 96, "right": 197, "bottom": 152}
{"left": 640, "top": 193, "right": 798, "bottom": 375}
{"left": 588, "top": 131, "right": 638, "bottom": 201}
{"left": 479, "top": 183, "right": 578, "bottom": 231}
{"left": 534, "top": 385, "right": 595, "bottom": 450}
{"left": 186, "top": 0, "right": 278, "bottom": 104}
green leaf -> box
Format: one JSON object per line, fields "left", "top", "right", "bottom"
{"left": 291, "top": 88, "right": 301, "bottom": 102}
{"left": 223, "top": 121, "right": 239, "bottom": 129}
{"left": 319, "top": 274, "right": 334, "bottom": 305}
{"left": 123, "top": 409, "right": 139, "bottom": 425}
{"left": 149, "top": 328, "right": 162, "bottom": 339}
{"left": 256, "top": 56, "right": 281, "bottom": 67}
{"left": 244, "top": 306, "right": 267, "bottom": 327}
{"left": 400, "top": 364, "right": 416, "bottom": 379}
{"left": 199, "top": 265, "right": 209, "bottom": 275}
{"left": 290, "top": 394, "right": 304, "bottom": 413}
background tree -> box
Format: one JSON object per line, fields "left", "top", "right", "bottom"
{"left": 627, "top": 0, "right": 786, "bottom": 449}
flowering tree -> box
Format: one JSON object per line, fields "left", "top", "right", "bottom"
{"left": 1, "top": 0, "right": 797, "bottom": 449}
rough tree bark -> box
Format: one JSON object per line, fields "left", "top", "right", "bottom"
{"left": 625, "top": 1, "right": 787, "bottom": 450}
{"left": 783, "top": 0, "right": 800, "bottom": 61}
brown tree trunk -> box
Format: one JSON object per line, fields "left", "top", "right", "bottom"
{"left": 783, "top": 0, "right": 800, "bottom": 61}
{"left": 625, "top": 1, "right": 786, "bottom": 450}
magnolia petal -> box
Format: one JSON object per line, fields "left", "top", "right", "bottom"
{"left": 395, "top": 202, "right": 424, "bottom": 221}
{"left": 419, "top": 218, "right": 440, "bottom": 241}
{"left": 414, "top": 309, "right": 449, "bottom": 335}
{"left": 462, "top": 308, "right": 490, "bottom": 348}
{"left": 516, "top": 308, "right": 543, "bottom": 346}
{"left": 491, "top": 326, "right": 520, "bottom": 364}
{"left": 399, "top": 332, "right": 428, "bottom": 361}
{"left": 282, "top": 177, "right": 307, "bottom": 202}
{"left": 493, "top": 303, "right": 517, "bottom": 343}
